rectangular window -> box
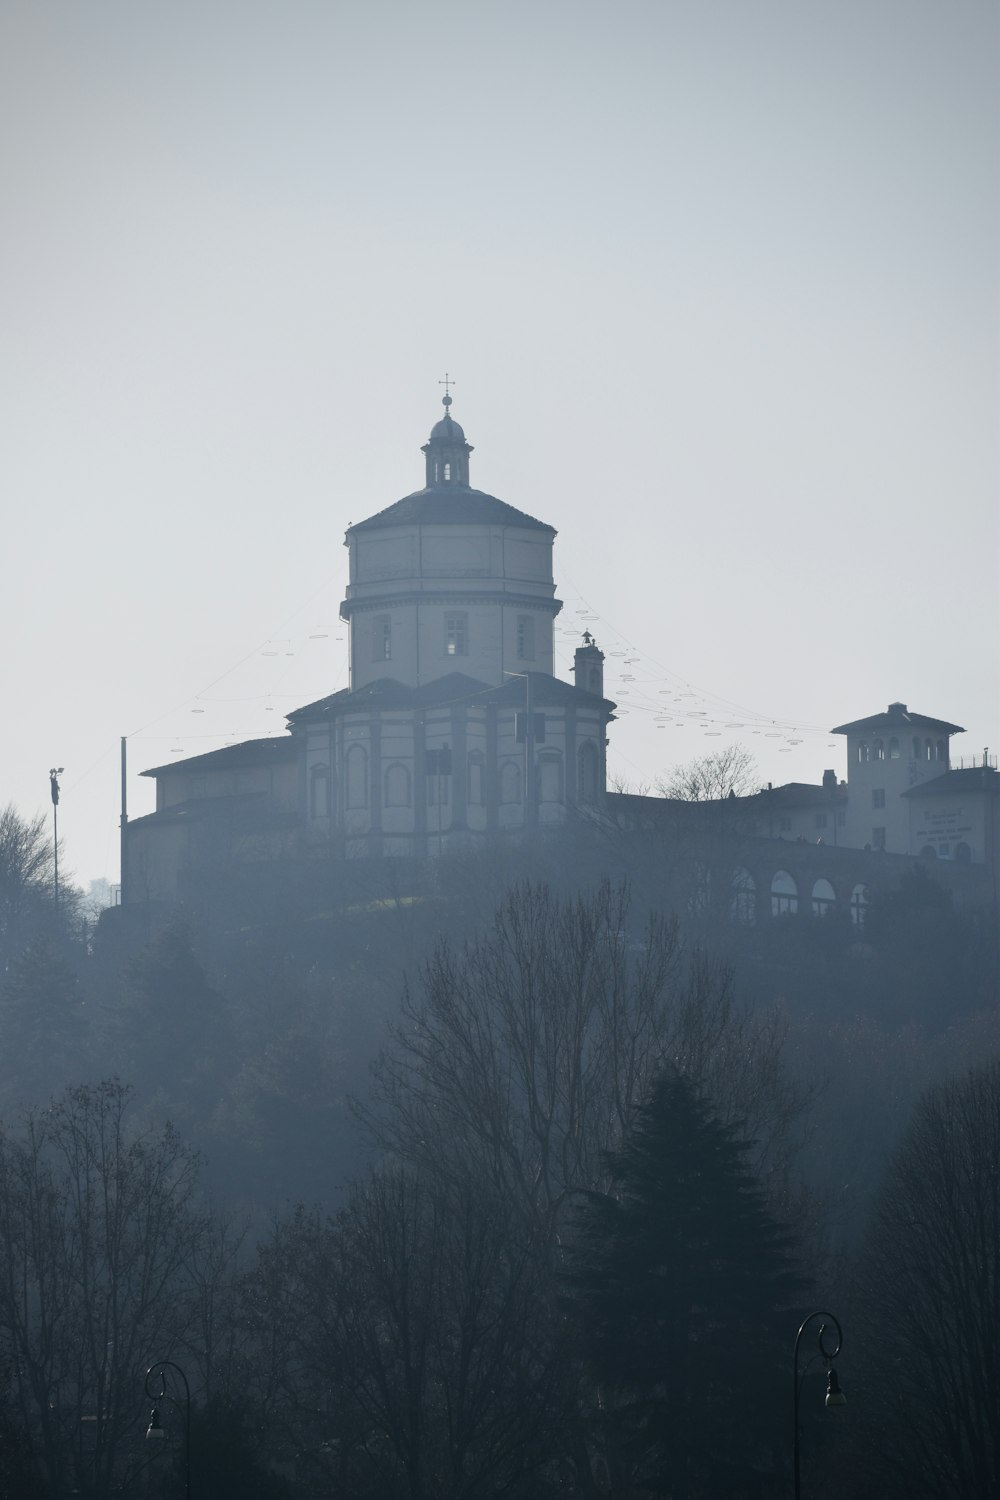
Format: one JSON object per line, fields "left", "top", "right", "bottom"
{"left": 815, "top": 813, "right": 827, "bottom": 829}
{"left": 373, "top": 615, "right": 391, "bottom": 662}
{"left": 836, "top": 810, "right": 846, "bottom": 827}
{"left": 445, "top": 614, "right": 468, "bottom": 657}
{"left": 872, "top": 827, "right": 886, "bottom": 849}
{"left": 872, "top": 788, "right": 885, "bottom": 809}
{"left": 517, "top": 615, "right": 535, "bottom": 661}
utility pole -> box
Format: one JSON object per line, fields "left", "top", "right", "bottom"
{"left": 49, "top": 767, "right": 63, "bottom": 917}
{"left": 120, "top": 737, "right": 128, "bottom": 906}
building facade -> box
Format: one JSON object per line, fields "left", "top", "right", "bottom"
{"left": 125, "top": 400, "right": 616, "bottom": 902}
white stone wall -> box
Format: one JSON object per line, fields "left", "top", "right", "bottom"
{"left": 346, "top": 522, "right": 558, "bottom": 691}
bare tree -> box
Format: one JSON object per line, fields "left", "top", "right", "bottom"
{"left": 656, "top": 743, "right": 761, "bottom": 802}
{"left": 364, "top": 882, "right": 806, "bottom": 1249}
{"left": 0, "top": 1081, "right": 209, "bottom": 1498}
{"left": 851, "top": 1061, "right": 1000, "bottom": 1499}
{"left": 0, "top": 806, "right": 52, "bottom": 964}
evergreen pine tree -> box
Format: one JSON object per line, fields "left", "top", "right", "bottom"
{"left": 564, "top": 1072, "right": 808, "bottom": 1499}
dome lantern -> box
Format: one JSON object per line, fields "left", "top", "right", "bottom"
{"left": 422, "top": 390, "right": 473, "bottom": 487}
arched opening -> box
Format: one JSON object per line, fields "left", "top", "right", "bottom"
{"left": 920, "top": 844, "right": 938, "bottom": 859}
{"left": 811, "top": 877, "right": 836, "bottom": 917}
{"left": 955, "top": 841, "right": 972, "bottom": 864}
{"left": 858, "top": 742, "right": 869, "bottom": 763}
{"left": 850, "top": 883, "right": 869, "bottom": 928}
{"left": 889, "top": 737, "right": 900, "bottom": 760}
{"left": 770, "top": 869, "right": 798, "bottom": 917}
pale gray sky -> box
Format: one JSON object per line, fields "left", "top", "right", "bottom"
{"left": 2, "top": 0, "right": 997, "bottom": 887}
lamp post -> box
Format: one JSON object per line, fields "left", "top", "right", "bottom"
{"left": 49, "top": 767, "right": 63, "bottom": 917}
{"left": 145, "top": 1359, "right": 191, "bottom": 1500}
{"left": 793, "top": 1310, "right": 846, "bottom": 1500}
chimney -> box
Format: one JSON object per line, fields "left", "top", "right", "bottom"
{"left": 822, "top": 768, "right": 837, "bottom": 790}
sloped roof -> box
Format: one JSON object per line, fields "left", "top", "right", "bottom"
{"left": 744, "top": 781, "right": 848, "bottom": 810}
{"left": 288, "top": 671, "right": 614, "bottom": 721}
{"left": 347, "top": 486, "right": 553, "bottom": 535}
{"left": 831, "top": 702, "right": 964, "bottom": 736}
{"left": 141, "top": 736, "right": 297, "bottom": 778}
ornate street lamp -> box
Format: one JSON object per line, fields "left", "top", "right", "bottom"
{"left": 793, "top": 1310, "right": 846, "bottom": 1499}
{"left": 145, "top": 1359, "right": 191, "bottom": 1500}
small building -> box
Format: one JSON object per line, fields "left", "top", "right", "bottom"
{"left": 903, "top": 761, "right": 1000, "bottom": 867}
{"left": 831, "top": 702, "right": 964, "bottom": 854}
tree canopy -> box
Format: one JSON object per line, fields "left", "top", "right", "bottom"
{"left": 563, "top": 1073, "right": 808, "bottom": 1499}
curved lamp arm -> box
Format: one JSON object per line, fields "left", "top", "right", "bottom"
{"left": 144, "top": 1360, "right": 192, "bottom": 1500}
{"left": 793, "top": 1311, "right": 845, "bottom": 1500}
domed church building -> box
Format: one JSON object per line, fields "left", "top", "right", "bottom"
{"left": 125, "top": 398, "right": 616, "bottom": 900}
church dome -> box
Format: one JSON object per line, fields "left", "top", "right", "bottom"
{"left": 429, "top": 413, "right": 466, "bottom": 442}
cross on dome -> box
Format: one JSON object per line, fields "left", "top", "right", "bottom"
{"left": 438, "top": 371, "right": 456, "bottom": 410}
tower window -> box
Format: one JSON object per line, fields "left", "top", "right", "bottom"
{"left": 443, "top": 462, "right": 451, "bottom": 481}
{"left": 872, "top": 788, "right": 885, "bottom": 809}
{"left": 373, "top": 615, "right": 391, "bottom": 662}
{"left": 517, "top": 615, "right": 535, "bottom": 661}
{"left": 445, "top": 614, "right": 468, "bottom": 657}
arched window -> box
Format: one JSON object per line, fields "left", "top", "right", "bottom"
{"left": 309, "top": 764, "right": 330, "bottom": 819}
{"left": 925, "top": 739, "right": 933, "bottom": 760}
{"left": 858, "top": 742, "right": 869, "bottom": 763}
{"left": 874, "top": 739, "right": 885, "bottom": 761}
{"left": 345, "top": 744, "right": 368, "bottom": 810}
{"left": 770, "top": 869, "right": 798, "bottom": 917}
{"left": 920, "top": 844, "right": 938, "bottom": 859}
{"left": 935, "top": 739, "right": 945, "bottom": 761}
{"left": 850, "top": 883, "right": 868, "bottom": 928}
{"left": 539, "top": 750, "right": 563, "bottom": 803}
{"left": 578, "top": 742, "right": 599, "bottom": 805}
{"left": 501, "top": 761, "right": 522, "bottom": 804}
{"left": 731, "top": 867, "right": 756, "bottom": 925}
{"left": 467, "top": 751, "right": 485, "bottom": 806}
{"left": 889, "top": 737, "right": 900, "bottom": 760}
{"left": 955, "top": 841, "right": 972, "bottom": 864}
{"left": 811, "top": 878, "right": 836, "bottom": 917}
{"left": 912, "top": 737, "right": 921, "bottom": 759}
{"left": 384, "top": 762, "right": 411, "bottom": 809}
